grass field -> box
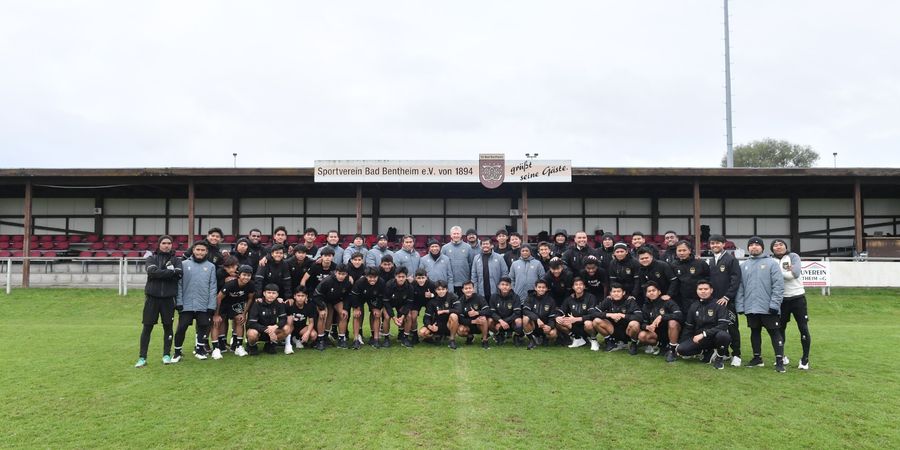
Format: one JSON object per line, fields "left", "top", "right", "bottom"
{"left": 1, "top": 288, "right": 898, "bottom": 449}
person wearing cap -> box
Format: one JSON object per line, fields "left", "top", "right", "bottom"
{"left": 737, "top": 236, "right": 787, "bottom": 372}
{"left": 420, "top": 239, "right": 453, "bottom": 287}
{"left": 661, "top": 231, "right": 679, "bottom": 264}
{"left": 393, "top": 235, "right": 421, "bottom": 275}
{"left": 579, "top": 255, "right": 609, "bottom": 300}
{"left": 551, "top": 229, "right": 569, "bottom": 257}
{"left": 311, "top": 264, "right": 353, "bottom": 350}
{"left": 441, "top": 226, "right": 473, "bottom": 296}
{"left": 671, "top": 240, "right": 710, "bottom": 313}
{"left": 212, "top": 264, "right": 255, "bottom": 359}
{"left": 509, "top": 245, "right": 545, "bottom": 302}
{"left": 365, "top": 234, "right": 394, "bottom": 268}
{"left": 562, "top": 231, "right": 597, "bottom": 273}
{"left": 488, "top": 277, "right": 523, "bottom": 346}
{"left": 493, "top": 229, "right": 510, "bottom": 255}
{"left": 708, "top": 234, "right": 743, "bottom": 366}
{"left": 313, "top": 230, "right": 345, "bottom": 264}
{"left": 172, "top": 241, "right": 218, "bottom": 362}
{"left": 503, "top": 232, "right": 525, "bottom": 269}
{"left": 342, "top": 234, "right": 369, "bottom": 265}
{"left": 470, "top": 238, "right": 509, "bottom": 298}
{"left": 771, "top": 239, "right": 811, "bottom": 370}
{"left": 676, "top": 280, "right": 732, "bottom": 369}
{"left": 246, "top": 283, "right": 289, "bottom": 356}
{"left": 465, "top": 228, "right": 479, "bottom": 251}
{"left": 608, "top": 242, "right": 641, "bottom": 299}
{"left": 254, "top": 243, "right": 292, "bottom": 300}
{"left": 135, "top": 235, "right": 183, "bottom": 368}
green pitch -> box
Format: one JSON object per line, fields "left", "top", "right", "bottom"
{"left": 1, "top": 288, "right": 898, "bottom": 449}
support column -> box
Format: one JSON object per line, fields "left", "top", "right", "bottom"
{"left": 692, "top": 180, "right": 701, "bottom": 253}
{"left": 521, "top": 185, "right": 529, "bottom": 243}
{"left": 789, "top": 196, "right": 800, "bottom": 254}
{"left": 94, "top": 197, "right": 104, "bottom": 236}
{"left": 23, "top": 181, "right": 33, "bottom": 288}
{"left": 187, "top": 181, "right": 195, "bottom": 241}
{"left": 854, "top": 180, "right": 863, "bottom": 254}
{"left": 355, "top": 184, "right": 363, "bottom": 235}
{"left": 650, "top": 196, "right": 659, "bottom": 236}
{"left": 232, "top": 197, "right": 240, "bottom": 237}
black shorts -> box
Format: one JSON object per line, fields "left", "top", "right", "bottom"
{"left": 746, "top": 313, "right": 780, "bottom": 330}
{"left": 430, "top": 317, "right": 451, "bottom": 336}
{"left": 459, "top": 315, "right": 482, "bottom": 327}
{"left": 780, "top": 295, "right": 809, "bottom": 324}
{"left": 177, "top": 310, "right": 211, "bottom": 328}
{"left": 143, "top": 295, "right": 175, "bottom": 325}
{"left": 219, "top": 301, "right": 246, "bottom": 319}
{"left": 410, "top": 299, "right": 426, "bottom": 311}
{"left": 610, "top": 320, "right": 629, "bottom": 341}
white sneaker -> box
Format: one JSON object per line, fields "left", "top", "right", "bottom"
{"left": 644, "top": 345, "right": 655, "bottom": 354}
{"left": 295, "top": 340, "right": 304, "bottom": 349}
{"left": 590, "top": 339, "right": 600, "bottom": 351}
{"left": 568, "top": 337, "right": 587, "bottom": 348}
{"left": 171, "top": 354, "right": 182, "bottom": 363}
{"left": 284, "top": 344, "right": 294, "bottom": 355}
{"left": 798, "top": 359, "right": 809, "bottom": 370}
{"left": 211, "top": 348, "right": 223, "bottom": 360}
{"left": 783, "top": 355, "right": 790, "bottom": 365}
{"left": 730, "top": 355, "right": 742, "bottom": 367}
{"left": 194, "top": 351, "right": 208, "bottom": 360}
{"left": 234, "top": 346, "right": 248, "bottom": 357}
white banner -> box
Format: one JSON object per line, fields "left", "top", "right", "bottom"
{"left": 314, "top": 159, "right": 572, "bottom": 184}
{"left": 801, "top": 260, "right": 830, "bottom": 287}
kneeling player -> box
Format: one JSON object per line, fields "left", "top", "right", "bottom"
{"left": 630, "top": 281, "right": 682, "bottom": 362}
{"left": 286, "top": 290, "right": 319, "bottom": 349}
{"left": 488, "top": 277, "right": 523, "bottom": 346}
{"left": 457, "top": 281, "right": 491, "bottom": 349}
{"left": 523, "top": 279, "right": 558, "bottom": 349}
{"left": 246, "top": 284, "right": 290, "bottom": 355}
{"left": 212, "top": 265, "right": 255, "bottom": 358}
{"left": 555, "top": 278, "right": 600, "bottom": 350}
{"left": 675, "top": 280, "right": 732, "bottom": 369}
{"left": 592, "top": 283, "right": 642, "bottom": 352}
{"left": 417, "top": 281, "right": 462, "bottom": 349}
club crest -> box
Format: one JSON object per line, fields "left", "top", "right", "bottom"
{"left": 479, "top": 153, "right": 505, "bottom": 189}
{"left": 707, "top": 309, "right": 714, "bottom": 316}
{"left": 689, "top": 266, "right": 696, "bottom": 274}
{"left": 719, "top": 265, "right": 726, "bottom": 272}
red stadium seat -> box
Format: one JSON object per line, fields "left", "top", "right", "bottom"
{"left": 39, "top": 242, "right": 54, "bottom": 249}
{"left": 175, "top": 251, "right": 185, "bottom": 258}
{"left": 121, "top": 242, "right": 134, "bottom": 250}
{"left": 259, "top": 235, "right": 270, "bottom": 244}
{"left": 29, "top": 250, "right": 42, "bottom": 257}
{"left": 126, "top": 251, "right": 140, "bottom": 258}
{"left": 39, "top": 235, "right": 53, "bottom": 242}
{"left": 85, "top": 234, "right": 100, "bottom": 243}
{"left": 136, "top": 242, "right": 149, "bottom": 251}
{"left": 0, "top": 235, "right": 9, "bottom": 242}
{"left": 43, "top": 251, "right": 57, "bottom": 258}
{"left": 315, "top": 235, "right": 327, "bottom": 245}
{"left": 10, "top": 241, "right": 23, "bottom": 250}
{"left": 54, "top": 242, "right": 70, "bottom": 250}
{"left": 90, "top": 242, "right": 104, "bottom": 250}
{"left": 53, "top": 235, "right": 67, "bottom": 242}
{"left": 286, "top": 235, "right": 299, "bottom": 244}
{"left": 224, "top": 235, "right": 236, "bottom": 243}
{"left": 0, "top": 251, "right": 10, "bottom": 258}
{"left": 12, "top": 235, "right": 24, "bottom": 242}
{"left": 29, "top": 242, "right": 39, "bottom": 250}
{"left": 78, "top": 251, "right": 93, "bottom": 258}
{"left": 109, "top": 251, "right": 124, "bottom": 258}
{"left": 11, "top": 251, "right": 24, "bottom": 257}
{"left": 68, "top": 235, "right": 83, "bottom": 243}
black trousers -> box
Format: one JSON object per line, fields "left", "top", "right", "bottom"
{"left": 677, "top": 330, "right": 731, "bottom": 356}
{"left": 174, "top": 311, "right": 211, "bottom": 351}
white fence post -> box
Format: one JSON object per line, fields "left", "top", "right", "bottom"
{"left": 5, "top": 259, "right": 11, "bottom": 294}
{"left": 123, "top": 258, "right": 129, "bottom": 296}
{"left": 117, "top": 258, "right": 123, "bottom": 296}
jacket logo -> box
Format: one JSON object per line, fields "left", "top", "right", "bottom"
{"left": 760, "top": 264, "right": 767, "bottom": 270}
{"left": 689, "top": 267, "right": 696, "bottom": 274}
{"left": 625, "top": 268, "right": 631, "bottom": 274}
{"left": 581, "top": 303, "right": 586, "bottom": 310}
{"left": 719, "top": 265, "right": 726, "bottom": 272}
{"left": 707, "top": 309, "right": 714, "bottom": 316}
{"left": 544, "top": 305, "right": 550, "bottom": 312}
{"left": 506, "top": 303, "right": 512, "bottom": 309}
{"left": 655, "top": 272, "right": 661, "bottom": 278}
{"left": 659, "top": 308, "right": 665, "bottom": 315}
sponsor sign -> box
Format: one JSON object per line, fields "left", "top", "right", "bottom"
{"left": 801, "top": 261, "right": 830, "bottom": 287}
{"left": 314, "top": 157, "right": 571, "bottom": 185}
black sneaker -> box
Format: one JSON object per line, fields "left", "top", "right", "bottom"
{"left": 495, "top": 333, "right": 506, "bottom": 346}
{"left": 665, "top": 349, "right": 676, "bottom": 363}
{"left": 604, "top": 339, "right": 616, "bottom": 352}
{"left": 264, "top": 342, "right": 277, "bottom": 354}
{"left": 713, "top": 355, "right": 725, "bottom": 370}
{"left": 481, "top": 339, "right": 490, "bottom": 349}
{"left": 401, "top": 336, "right": 413, "bottom": 348}
{"left": 527, "top": 338, "right": 536, "bottom": 350}
{"left": 247, "top": 345, "right": 259, "bottom": 356}
{"left": 352, "top": 340, "right": 361, "bottom": 350}
{"left": 628, "top": 341, "right": 638, "bottom": 355}
{"left": 315, "top": 339, "right": 326, "bottom": 351}
{"left": 465, "top": 335, "right": 474, "bottom": 345}
{"left": 513, "top": 334, "right": 523, "bottom": 347}
{"left": 746, "top": 356, "right": 764, "bottom": 367}
{"left": 775, "top": 359, "right": 786, "bottom": 373}
{"left": 368, "top": 337, "right": 378, "bottom": 348}
{"left": 381, "top": 337, "right": 391, "bottom": 348}
{"left": 410, "top": 333, "right": 420, "bottom": 345}
{"left": 700, "top": 350, "right": 713, "bottom": 364}
{"left": 448, "top": 340, "right": 457, "bottom": 350}
{"left": 337, "top": 337, "right": 348, "bottom": 349}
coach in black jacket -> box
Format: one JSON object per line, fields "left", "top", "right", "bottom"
{"left": 708, "top": 234, "right": 743, "bottom": 364}
{"left": 136, "top": 235, "right": 183, "bottom": 367}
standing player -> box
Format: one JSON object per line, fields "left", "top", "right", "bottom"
{"left": 212, "top": 265, "right": 254, "bottom": 359}
{"left": 508, "top": 245, "right": 545, "bottom": 301}
{"left": 522, "top": 279, "right": 558, "bottom": 349}
{"left": 561, "top": 231, "right": 595, "bottom": 273}
{"left": 421, "top": 239, "right": 453, "bottom": 286}
{"left": 136, "top": 235, "right": 183, "bottom": 368}
{"left": 442, "top": 226, "right": 473, "bottom": 296}
{"left": 172, "top": 241, "right": 218, "bottom": 362}
{"left": 708, "top": 234, "right": 743, "bottom": 366}
{"left": 488, "top": 277, "right": 523, "bottom": 345}
{"left": 555, "top": 278, "right": 600, "bottom": 350}
{"left": 661, "top": 231, "right": 679, "bottom": 264}
{"left": 737, "top": 237, "right": 786, "bottom": 372}
{"left": 771, "top": 239, "right": 811, "bottom": 370}
{"left": 536, "top": 242, "right": 554, "bottom": 272}
{"left": 631, "top": 282, "right": 682, "bottom": 362}
{"left": 246, "top": 284, "right": 289, "bottom": 355}
{"left": 542, "top": 259, "right": 575, "bottom": 307}
{"left": 313, "top": 230, "right": 345, "bottom": 264}
{"left": 635, "top": 247, "right": 677, "bottom": 307}
{"left": 671, "top": 240, "right": 710, "bottom": 313}
{"left": 470, "top": 238, "right": 509, "bottom": 298}
{"left": 393, "top": 235, "right": 421, "bottom": 275}
{"left": 365, "top": 234, "right": 393, "bottom": 268}
{"left": 608, "top": 243, "right": 641, "bottom": 299}
{"left": 201, "top": 227, "right": 225, "bottom": 267}
{"left": 254, "top": 243, "right": 292, "bottom": 300}
{"left": 311, "top": 264, "right": 353, "bottom": 350}
{"left": 343, "top": 234, "right": 368, "bottom": 265}
{"left": 676, "top": 280, "right": 732, "bottom": 370}
{"left": 550, "top": 229, "right": 569, "bottom": 257}
{"left": 300, "top": 246, "right": 336, "bottom": 296}
{"left": 457, "top": 281, "right": 491, "bottom": 349}
{"left": 592, "top": 283, "right": 642, "bottom": 352}
{"left": 579, "top": 255, "right": 608, "bottom": 301}
{"left": 503, "top": 232, "right": 524, "bottom": 268}
{"left": 417, "top": 280, "right": 462, "bottom": 349}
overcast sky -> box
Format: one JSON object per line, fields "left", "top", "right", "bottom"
{"left": 2, "top": 1, "right": 898, "bottom": 169}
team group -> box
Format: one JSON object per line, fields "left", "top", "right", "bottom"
{"left": 137, "top": 226, "right": 812, "bottom": 372}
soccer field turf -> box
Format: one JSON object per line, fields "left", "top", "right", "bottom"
{"left": 1, "top": 289, "right": 898, "bottom": 449}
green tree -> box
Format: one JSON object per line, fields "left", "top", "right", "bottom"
{"left": 721, "top": 138, "right": 820, "bottom": 168}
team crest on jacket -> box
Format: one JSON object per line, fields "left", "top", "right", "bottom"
{"left": 544, "top": 305, "right": 550, "bottom": 312}
{"left": 719, "top": 265, "right": 726, "bottom": 272}
{"left": 655, "top": 272, "right": 661, "bottom": 278}
{"left": 689, "top": 267, "right": 696, "bottom": 274}
{"left": 506, "top": 302, "right": 513, "bottom": 309}
{"left": 707, "top": 309, "right": 714, "bottom": 316}
{"left": 625, "top": 268, "right": 631, "bottom": 274}
{"left": 479, "top": 153, "right": 505, "bottom": 189}
{"left": 659, "top": 308, "right": 665, "bottom": 315}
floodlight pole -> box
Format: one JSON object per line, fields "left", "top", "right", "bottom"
{"left": 724, "top": 0, "right": 735, "bottom": 168}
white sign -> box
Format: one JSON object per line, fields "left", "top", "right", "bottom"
{"left": 314, "top": 159, "right": 572, "bottom": 184}
{"left": 801, "top": 260, "right": 830, "bottom": 287}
